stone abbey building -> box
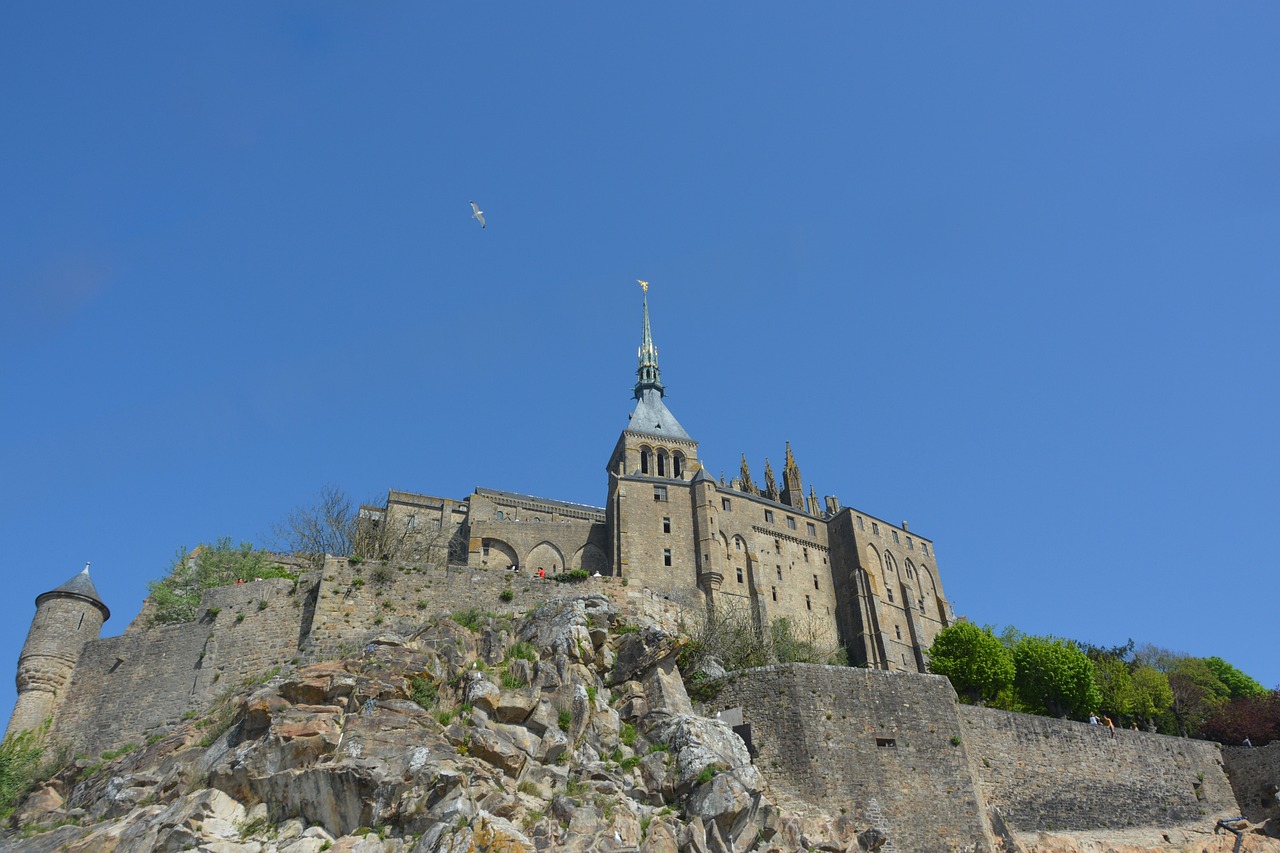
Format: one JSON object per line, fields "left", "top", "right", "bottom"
{"left": 6, "top": 286, "right": 954, "bottom": 748}
{"left": 360, "top": 286, "right": 955, "bottom": 673}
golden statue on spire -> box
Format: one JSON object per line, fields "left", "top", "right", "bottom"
{"left": 637, "top": 279, "right": 649, "bottom": 293}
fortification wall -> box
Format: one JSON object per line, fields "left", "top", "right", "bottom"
{"left": 700, "top": 664, "right": 994, "bottom": 852}
{"left": 958, "top": 705, "right": 1236, "bottom": 833}
{"left": 1221, "top": 742, "right": 1280, "bottom": 824}
{"left": 51, "top": 577, "right": 309, "bottom": 756}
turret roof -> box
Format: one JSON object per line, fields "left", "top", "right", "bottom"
{"left": 626, "top": 387, "right": 691, "bottom": 441}
{"left": 37, "top": 564, "right": 110, "bottom": 620}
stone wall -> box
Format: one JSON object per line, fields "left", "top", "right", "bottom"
{"left": 1222, "top": 742, "right": 1280, "bottom": 823}
{"left": 50, "top": 577, "right": 310, "bottom": 756}
{"left": 959, "top": 705, "right": 1237, "bottom": 833}
{"left": 700, "top": 664, "right": 994, "bottom": 852}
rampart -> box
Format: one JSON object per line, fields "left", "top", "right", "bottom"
{"left": 700, "top": 664, "right": 994, "bottom": 852}
{"left": 42, "top": 559, "right": 694, "bottom": 757}
{"left": 958, "top": 704, "right": 1235, "bottom": 833}
{"left": 1221, "top": 741, "right": 1280, "bottom": 824}
{"left": 700, "top": 664, "right": 1244, "bottom": 851}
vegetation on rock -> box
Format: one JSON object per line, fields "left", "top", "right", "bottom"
{"left": 147, "top": 538, "right": 296, "bottom": 625}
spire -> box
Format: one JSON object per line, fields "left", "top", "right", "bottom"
{"left": 808, "top": 485, "right": 820, "bottom": 516}
{"left": 764, "top": 458, "right": 779, "bottom": 501}
{"left": 781, "top": 441, "right": 804, "bottom": 510}
{"left": 634, "top": 280, "right": 664, "bottom": 399}
{"left": 739, "top": 454, "right": 756, "bottom": 494}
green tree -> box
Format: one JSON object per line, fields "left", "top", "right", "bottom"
{"left": 1012, "top": 636, "right": 1101, "bottom": 719}
{"left": 1202, "top": 657, "right": 1267, "bottom": 700}
{"left": 1167, "top": 657, "right": 1229, "bottom": 737}
{"left": 927, "top": 622, "right": 1015, "bottom": 705}
{"left": 1128, "top": 665, "right": 1174, "bottom": 731}
{"left": 147, "top": 538, "right": 295, "bottom": 625}
{"left": 1091, "top": 655, "right": 1135, "bottom": 721}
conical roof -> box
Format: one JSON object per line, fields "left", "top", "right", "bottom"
{"left": 627, "top": 387, "right": 691, "bottom": 441}
{"left": 36, "top": 564, "right": 110, "bottom": 620}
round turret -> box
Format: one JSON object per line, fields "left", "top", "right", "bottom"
{"left": 5, "top": 564, "right": 110, "bottom": 739}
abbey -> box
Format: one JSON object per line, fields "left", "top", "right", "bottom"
{"left": 361, "top": 286, "right": 955, "bottom": 673}
{"left": 4, "top": 287, "right": 953, "bottom": 750}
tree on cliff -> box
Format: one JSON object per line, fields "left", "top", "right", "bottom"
{"left": 926, "top": 622, "right": 1015, "bottom": 705}
{"left": 1199, "top": 690, "right": 1280, "bottom": 746}
{"left": 1012, "top": 636, "right": 1101, "bottom": 719}
{"left": 269, "top": 484, "right": 356, "bottom": 570}
{"left": 1128, "top": 664, "right": 1174, "bottom": 731}
{"left": 1202, "top": 656, "right": 1268, "bottom": 700}
{"left": 148, "top": 539, "right": 296, "bottom": 625}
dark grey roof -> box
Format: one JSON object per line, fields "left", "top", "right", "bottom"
{"left": 626, "top": 388, "right": 691, "bottom": 441}
{"left": 691, "top": 465, "right": 715, "bottom": 484}
{"left": 474, "top": 487, "right": 605, "bottom": 515}
{"left": 38, "top": 566, "right": 110, "bottom": 620}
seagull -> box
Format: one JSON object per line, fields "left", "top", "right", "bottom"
{"left": 469, "top": 201, "right": 486, "bottom": 229}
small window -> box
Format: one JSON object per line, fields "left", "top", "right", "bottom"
{"left": 857, "top": 516, "right": 864, "bottom": 531}
{"left": 663, "top": 548, "right": 672, "bottom": 566}
{"left": 876, "top": 737, "right": 896, "bottom": 748}
{"left": 774, "top": 540, "right": 781, "bottom": 554}
{"left": 803, "top": 548, "right": 809, "bottom": 563}
{"left": 806, "top": 522, "right": 816, "bottom": 537}
{"left": 771, "top": 586, "right": 777, "bottom": 601}
{"left": 496, "top": 510, "right": 504, "bottom": 521}
{"left": 482, "top": 542, "right": 491, "bottom": 557}
{"left": 813, "top": 574, "right": 819, "bottom": 590}
{"left": 764, "top": 510, "right": 775, "bottom": 523}
{"left": 805, "top": 595, "right": 812, "bottom": 611}
{"left": 776, "top": 566, "right": 782, "bottom": 580}
{"left": 920, "top": 600, "right": 926, "bottom": 614}
{"left": 922, "top": 543, "right": 930, "bottom": 556}
{"left": 406, "top": 514, "right": 418, "bottom": 529}
{"left": 906, "top": 566, "right": 913, "bottom": 579}
{"left": 895, "top": 625, "right": 902, "bottom": 640}
{"left": 662, "top": 516, "right": 671, "bottom": 534}
{"left": 892, "top": 530, "right": 899, "bottom": 544}
{"left": 887, "top": 589, "right": 894, "bottom": 603}
{"left": 907, "top": 538, "right": 914, "bottom": 551}
{"left": 735, "top": 538, "right": 742, "bottom": 551}
{"left": 786, "top": 516, "right": 796, "bottom": 530}
{"left": 533, "top": 516, "right": 541, "bottom": 522}
{"left": 736, "top": 567, "right": 744, "bottom": 583}
{"left": 722, "top": 498, "right": 732, "bottom": 511}
{"left": 872, "top": 522, "right": 879, "bottom": 536}
{"left": 654, "top": 485, "right": 668, "bottom": 502}
{"left": 641, "top": 449, "right": 651, "bottom": 475}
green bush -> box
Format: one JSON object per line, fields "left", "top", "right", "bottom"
{"left": 452, "top": 608, "right": 485, "bottom": 631}
{"left": 499, "top": 588, "right": 515, "bottom": 602}
{"left": 0, "top": 727, "right": 49, "bottom": 820}
{"left": 148, "top": 538, "right": 298, "bottom": 625}
{"left": 554, "top": 569, "right": 591, "bottom": 584}
{"left": 558, "top": 710, "right": 572, "bottom": 732}
{"left": 409, "top": 677, "right": 438, "bottom": 710}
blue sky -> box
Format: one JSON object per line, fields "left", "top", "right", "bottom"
{"left": 3, "top": 4, "right": 1278, "bottom": 723}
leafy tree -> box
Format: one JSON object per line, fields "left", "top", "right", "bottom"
{"left": 1091, "top": 655, "right": 1135, "bottom": 721}
{"left": 1203, "top": 657, "right": 1267, "bottom": 700}
{"left": 148, "top": 538, "right": 295, "bottom": 625}
{"left": 1199, "top": 691, "right": 1280, "bottom": 747}
{"left": 1128, "top": 665, "right": 1174, "bottom": 731}
{"left": 1012, "top": 636, "right": 1101, "bottom": 719}
{"left": 926, "top": 622, "right": 1015, "bottom": 705}
{"left": 1167, "top": 657, "right": 1229, "bottom": 737}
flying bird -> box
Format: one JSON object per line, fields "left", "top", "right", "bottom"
{"left": 469, "top": 201, "right": 486, "bottom": 229}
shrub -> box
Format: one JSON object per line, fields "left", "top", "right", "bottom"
{"left": 554, "top": 569, "right": 591, "bottom": 584}
{"left": 695, "top": 765, "right": 717, "bottom": 785}
{"left": 147, "top": 538, "right": 297, "bottom": 625}
{"left": 499, "top": 589, "right": 515, "bottom": 602}
{"left": 0, "top": 727, "right": 50, "bottom": 820}
{"left": 558, "top": 710, "right": 573, "bottom": 732}
{"left": 620, "top": 722, "right": 637, "bottom": 747}
{"left": 452, "top": 608, "right": 485, "bottom": 631}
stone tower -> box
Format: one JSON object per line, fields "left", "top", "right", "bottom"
{"left": 6, "top": 565, "right": 110, "bottom": 739}
{"left": 605, "top": 283, "right": 706, "bottom": 590}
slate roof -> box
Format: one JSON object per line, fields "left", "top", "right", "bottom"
{"left": 626, "top": 388, "right": 691, "bottom": 441}
{"left": 38, "top": 566, "right": 110, "bottom": 620}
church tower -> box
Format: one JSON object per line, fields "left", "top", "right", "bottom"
{"left": 6, "top": 565, "right": 110, "bottom": 739}
{"left": 606, "top": 282, "right": 723, "bottom": 595}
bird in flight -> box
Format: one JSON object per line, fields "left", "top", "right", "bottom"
{"left": 469, "top": 201, "right": 486, "bottom": 229}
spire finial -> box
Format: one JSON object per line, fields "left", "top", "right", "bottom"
{"left": 633, "top": 279, "right": 664, "bottom": 399}
{"left": 82, "top": 562, "right": 91, "bottom": 574}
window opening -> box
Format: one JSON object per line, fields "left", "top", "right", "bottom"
{"left": 653, "top": 485, "right": 667, "bottom": 502}
{"left": 663, "top": 548, "right": 672, "bottom": 566}
{"left": 662, "top": 517, "right": 671, "bottom": 534}
{"left": 736, "top": 567, "right": 744, "bottom": 583}
{"left": 807, "top": 522, "right": 816, "bottom": 537}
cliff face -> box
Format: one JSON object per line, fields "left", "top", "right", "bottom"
{"left": 2, "top": 594, "right": 1278, "bottom": 853}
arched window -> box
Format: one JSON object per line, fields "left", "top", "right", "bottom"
{"left": 657, "top": 449, "right": 669, "bottom": 477}
{"left": 496, "top": 510, "right": 504, "bottom": 521}
{"left": 640, "top": 448, "right": 651, "bottom": 475}
{"left": 673, "top": 451, "right": 684, "bottom": 478}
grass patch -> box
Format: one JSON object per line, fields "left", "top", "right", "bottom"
{"left": 408, "top": 677, "right": 438, "bottom": 710}
{"left": 620, "top": 722, "right": 637, "bottom": 747}
{"left": 558, "top": 710, "right": 572, "bottom": 732}
{"left": 452, "top": 608, "right": 485, "bottom": 631}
